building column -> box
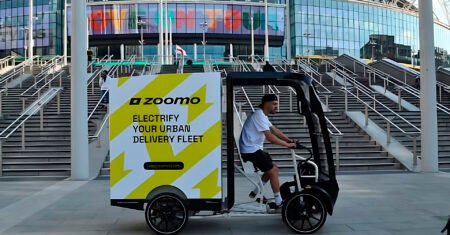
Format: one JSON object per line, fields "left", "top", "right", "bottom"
{"left": 285, "top": 0, "right": 291, "bottom": 60}
{"left": 63, "top": 0, "right": 67, "bottom": 65}
{"left": 70, "top": 0, "right": 89, "bottom": 180}
{"left": 264, "top": 0, "right": 269, "bottom": 61}
{"left": 419, "top": 0, "right": 439, "bottom": 172}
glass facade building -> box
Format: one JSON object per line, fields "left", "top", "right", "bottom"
{"left": 290, "top": 0, "right": 450, "bottom": 66}
{"left": 0, "top": 0, "right": 450, "bottom": 65}
{"left": 0, "top": 0, "right": 64, "bottom": 58}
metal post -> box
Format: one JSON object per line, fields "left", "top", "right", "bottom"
{"left": 335, "top": 138, "right": 340, "bottom": 171}
{"left": 40, "top": 108, "right": 43, "bottom": 130}
{"left": 165, "top": 0, "right": 169, "bottom": 64}
{"left": 264, "top": 0, "right": 269, "bottom": 61}
{"left": 169, "top": 18, "right": 173, "bottom": 64}
{"left": 419, "top": 0, "right": 439, "bottom": 172}
{"left": 63, "top": 0, "right": 67, "bottom": 65}
{"left": 332, "top": 69, "right": 336, "bottom": 86}
{"left": 57, "top": 92, "right": 60, "bottom": 114}
{"left": 289, "top": 89, "right": 292, "bottom": 112}
{"left": 398, "top": 89, "right": 402, "bottom": 111}
{"left": 404, "top": 71, "right": 407, "bottom": 84}
{"left": 413, "top": 136, "right": 418, "bottom": 166}
{"left": 251, "top": 16, "right": 255, "bottom": 64}
{"left": 365, "top": 106, "right": 369, "bottom": 126}
{"left": 28, "top": 0, "right": 34, "bottom": 65}
{"left": 21, "top": 123, "right": 25, "bottom": 150}
{"left": 369, "top": 72, "right": 372, "bottom": 86}
{"left": 386, "top": 122, "right": 391, "bottom": 144}
{"left": 344, "top": 89, "right": 348, "bottom": 112}
{"left": 71, "top": 0, "right": 90, "bottom": 180}
{"left": 159, "top": 0, "right": 164, "bottom": 64}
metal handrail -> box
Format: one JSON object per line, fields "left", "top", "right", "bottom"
{"left": 20, "top": 69, "right": 63, "bottom": 96}
{"left": 343, "top": 85, "right": 421, "bottom": 133}
{"left": 0, "top": 56, "right": 15, "bottom": 71}
{"left": 0, "top": 87, "right": 63, "bottom": 139}
{"left": 28, "top": 71, "right": 64, "bottom": 97}
{"left": 349, "top": 59, "right": 450, "bottom": 114}
{"left": 240, "top": 87, "right": 255, "bottom": 112}
{"left": 88, "top": 113, "right": 110, "bottom": 140}
{"left": 296, "top": 59, "right": 333, "bottom": 95}
{"left": 88, "top": 90, "right": 108, "bottom": 121}
{"left": 287, "top": 86, "right": 344, "bottom": 169}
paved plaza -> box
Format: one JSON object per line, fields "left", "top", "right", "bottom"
{"left": 0, "top": 172, "right": 449, "bottom": 235}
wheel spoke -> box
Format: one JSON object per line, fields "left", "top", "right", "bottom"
{"left": 310, "top": 214, "right": 321, "bottom": 221}
{"left": 306, "top": 217, "right": 314, "bottom": 228}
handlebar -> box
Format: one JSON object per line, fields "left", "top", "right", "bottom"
{"left": 290, "top": 141, "right": 313, "bottom": 162}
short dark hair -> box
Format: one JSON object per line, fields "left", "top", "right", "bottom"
{"left": 259, "top": 94, "right": 278, "bottom": 108}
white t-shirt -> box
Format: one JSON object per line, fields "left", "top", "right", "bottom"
{"left": 99, "top": 76, "right": 112, "bottom": 91}
{"left": 239, "top": 109, "right": 273, "bottom": 154}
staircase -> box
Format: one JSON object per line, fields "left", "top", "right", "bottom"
{"left": 0, "top": 67, "right": 107, "bottom": 178}
{"left": 326, "top": 55, "right": 450, "bottom": 171}
{"left": 233, "top": 85, "right": 403, "bottom": 173}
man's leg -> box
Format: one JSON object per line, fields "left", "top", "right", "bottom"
{"left": 263, "top": 164, "right": 280, "bottom": 193}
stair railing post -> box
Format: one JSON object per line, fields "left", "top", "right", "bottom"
{"left": 373, "top": 93, "right": 376, "bottom": 110}
{"left": 21, "top": 122, "right": 25, "bottom": 150}
{"left": 325, "top": 95, "right": 329, "bottom": 108}
{"left": 383, "top": 79, "right": 387, "bottom": 93}
{"left": 365, "top": 105, "right": 369, "bottom": 126}
{"left": 344, "top": 89, "right": 348, "bottom": 112}
{"left": 398, "top": 88, "right": 402, "bottom": 111}
{"left": 353, "top": 61, "right": 356, "bottom": 72}
{"left": 40, "top": 108, "right": 44, "bottom": 130}
{"left": 368, "top": 71, "right": 372, "bottom": 86}
{"left": 22, "top": 98, "right": 26, "bottom": 111}
{"left": 332, "top": 69, "right": 336, "bottom": 86}
{"left": 59, "top": 73, "right": 62, "bottom": 87}
{"left": 386, "top": 122, "right": 391, "bottom": 144}
{"left": 404, "top": 71, "right": 407, "bottom": 84}
{"left": 412, "top": 136, "right": 418, "bottom": 166}
{"left": 289, "top": 89, "right": 292, "bottom": 112}
{"left": 276, "top": 94, "right": 280, "bottom": 112}
{"left": 364, "top": 66, "right": 366, "bottom": 78}
{"left": 57, "top": 92, "right": 60, "bottom": 114}
{"left": 439, "top": 85, "right": 442, "bottom": 103}
{"left": 335, "top": 137, "right": 340, "bottom": 171}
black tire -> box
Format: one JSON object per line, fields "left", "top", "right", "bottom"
{"left": 282, "top": 192, "right": 327, "bottom": 234}
{"left": 145, "top": 193, "right": 189, "bottom": 235}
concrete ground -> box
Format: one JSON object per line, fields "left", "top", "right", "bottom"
{"left": 0, "top": 173, "right": 449, "bottom": 235}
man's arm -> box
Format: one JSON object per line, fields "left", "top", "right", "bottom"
{"left": 270, "top": 126, "right": 293, "bottom": 143}
{"left": 264, "top": 130, "right": 295, "bottom": 148}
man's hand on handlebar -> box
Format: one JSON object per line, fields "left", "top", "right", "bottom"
{"left": 286, "top": 142, "right": 296, "bottom": 148}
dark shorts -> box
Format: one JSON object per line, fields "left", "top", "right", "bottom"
{"left": 241, "top": 150, "right": 274, "bottom": 172}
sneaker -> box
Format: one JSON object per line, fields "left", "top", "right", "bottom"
{"left": 267, "top": 202, "right": 282, "bottom": 210}
{"left": 249, "top": 191, "right": 268, "bottom": 204}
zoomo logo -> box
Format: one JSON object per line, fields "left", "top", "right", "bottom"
{"left": 129, "top": 97, "right": 201, "bottom": 105}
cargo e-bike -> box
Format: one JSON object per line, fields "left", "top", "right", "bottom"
{"left": 109, "top": 72, "right": 339, "bottom": 234}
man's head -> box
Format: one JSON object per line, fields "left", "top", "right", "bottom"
{"left": 259, "top": 94, "right": 278, "bottom": 115}
{"left": 101, "top": 70, "right": 108, "bottom": 78}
